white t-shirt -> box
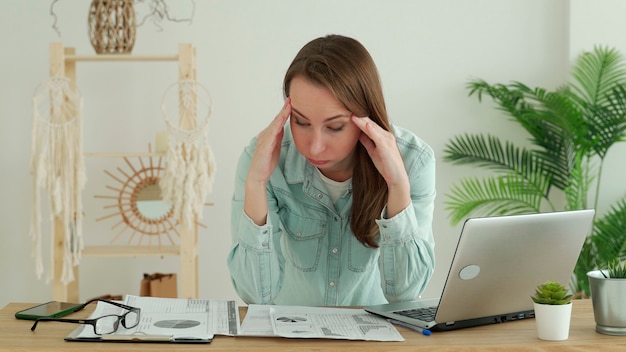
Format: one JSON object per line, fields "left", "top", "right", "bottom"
{"left": 315, "top": 168, "right": 351, "bottom": 204}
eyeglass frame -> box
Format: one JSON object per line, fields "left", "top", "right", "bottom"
{"left": 30, "top": 298, "right": 141, "bottom": 335}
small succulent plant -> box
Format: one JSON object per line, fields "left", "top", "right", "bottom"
{"left": 531, "top": 281, "right": 572, "bottom": 305}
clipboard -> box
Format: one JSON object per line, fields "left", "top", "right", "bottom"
{"left": 65, "top": 325, "right": 212, "bottom": 344}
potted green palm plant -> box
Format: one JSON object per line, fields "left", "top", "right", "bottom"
{"left": 444, "top": 46, "right": 626, "bottom": 297}
{"left": 588, "top": 258, "right": 626, "bottom": 335}
{"left": 531, "top": 281, "right": 573, "bottom": 340}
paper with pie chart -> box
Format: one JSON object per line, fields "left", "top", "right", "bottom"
{"left": 240, "top": 304, "right": 404, "bottom": 341}
{"left": 73, "top": 295, "right": 239, "bottom": 341}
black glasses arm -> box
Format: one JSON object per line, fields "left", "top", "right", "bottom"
{"left": 81, "top": 298, "right": 139, "bottom": 312}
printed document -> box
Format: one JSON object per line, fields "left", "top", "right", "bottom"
{"left": 72, "top": 295, "right": 239, "bottom": 341}
{"left": 240, "top": 304, "right": 404, "bottom": 341}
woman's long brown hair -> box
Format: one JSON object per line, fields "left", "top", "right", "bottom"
{"left": 283, "top": 35, "right": 391, "bottom": 248}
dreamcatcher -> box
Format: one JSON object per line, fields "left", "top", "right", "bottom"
{"left": 30, "top": 77, "right": 86, "bottom": 285}
{"left": 159, "top": 79, "right": 215, "bottom": 229}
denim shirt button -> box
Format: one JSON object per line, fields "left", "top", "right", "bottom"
{"left": 317, "top": 193, "right": 323, "bottom": 199}
{"left": 329, "top": 281, "right": 335, "bottom": 287}
{"left": 262, "top": 229, "right": 268, "bottom": 234}
{"left": 261, "top": 241, "right": 269, "bottom": 247}
{"left": 296, "top": 232, "right": 302, "bottom": 237}
{"left": 331, "top": 248, "right": 338, "bottom": 254}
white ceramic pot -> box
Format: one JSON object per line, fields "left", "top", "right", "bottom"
{"left": 533, "top": 302, "right": 572, "bottom": 341}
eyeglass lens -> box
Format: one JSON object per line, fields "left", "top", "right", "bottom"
{"left": 94, "top": 310, "right": 139, "bottom": 334}
{"left": 95, "top": 316, "right": 120, "bottom": 335}
{"left": 122, "top": 310, "right": 140, "bottom": 328}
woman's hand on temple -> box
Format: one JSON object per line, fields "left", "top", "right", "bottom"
{"left": 351, "top": 115, "right": 408, "bottom": 187}
{"left": 351, "top": 115, "right": 410, "bottom": 217}
{"left": 247, "top": 98, "right": 292, "bottom": 185}
{"left": 243, "top": 99, "right": 291, "bottom": 225}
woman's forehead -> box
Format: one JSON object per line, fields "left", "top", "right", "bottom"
{"left": 289, "top": 77, "right": 351, "bottom": 121}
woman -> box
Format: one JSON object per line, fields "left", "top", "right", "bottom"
{"left": 228, "top": 34, "right": 436, "bottom": 306}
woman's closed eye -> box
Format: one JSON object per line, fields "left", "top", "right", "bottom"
{"left": 293, "top": 113, "right": 345, "bottom": 132}
{"left": 294, "top": 117, "right": 310, "bottom": 127}
{"left": 328, "top": 124, "right": 344, "bottom": 132}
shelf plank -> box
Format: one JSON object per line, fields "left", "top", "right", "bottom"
{"left": 84, "top": 151, "right": 166, "bottom": 158}
{"left": 82, "top": 245, "right": 180, "bottom": 257}
{"left": 66, "top": 54, "right": 179, "bottom": 62}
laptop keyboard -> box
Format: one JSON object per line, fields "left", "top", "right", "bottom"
{"left": 393, "top": 306, "right": 437, "bottom": 321}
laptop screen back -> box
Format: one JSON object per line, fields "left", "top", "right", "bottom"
{"left": 435, "top": 209, "right": 594, "bottom": 324}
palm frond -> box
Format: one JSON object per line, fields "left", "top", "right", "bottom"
{"left": 531, "top": 146, "right": 572, "bottom": 191}
{"left": 564, "top": 151, "right": 593, "bottom": 211}
{"left": 518, "top": 87, "right": 588, "bottom": 150}
{"left": 571, "top": 46, "right": 626, "bottom": 107}
{"left": 444, "top": 133, "right": 572, "bottom": 193}
{"left": 445, "top": 174, "right": 546, "bottom": 225}
{"left": 466, "top": 80, "right": 581, "bottom": 191}
{"left": 573, "top": 237, "right": 596, "bottom": 297}
{"left": 593, "top": 197, "right": 626, "bottom": 261}
{"left": 468, "top": 80, "right": 583, "bottom": 144}
{"left": 443, "top": 133, "right": 533, "bottom": 173}
{"left": 586, "top": 85, "right": 626, "bottom": 158}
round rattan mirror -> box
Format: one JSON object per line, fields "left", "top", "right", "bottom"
{"left": 95, "top": 146, "right": 179, "bottom": 245}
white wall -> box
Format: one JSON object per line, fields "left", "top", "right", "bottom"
{"left": 2, "top": 0, "right": 604, "bottom": 307}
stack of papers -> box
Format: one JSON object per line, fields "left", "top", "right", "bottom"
{"left": 65, "top": 295, "right": 404, "bottom": 343}
{"left": 66, "top": 295, "right": 239, "bottom": 343}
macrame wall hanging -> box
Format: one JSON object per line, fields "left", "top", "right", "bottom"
{"left": 30, "top": 77, "right": 86, "bottom": 285}
{"left": 159, "top": 79, "right": 215, "bottom": 229}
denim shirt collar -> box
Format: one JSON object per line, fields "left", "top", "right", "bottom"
{"left": 283, "top": 136, "right": 310, "bottom": 185}
{"left": 284, "top": 140, "right": 327, "bottom": 200}
{"left": 281, "top": 127, "right": 352, "bottom": 213}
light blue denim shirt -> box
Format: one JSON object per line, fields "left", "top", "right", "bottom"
{"left": 228, "top": 123, "right": 436, "bottom": 306}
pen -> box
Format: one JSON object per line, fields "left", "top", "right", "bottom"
{"left": 171, "top": 337, "right": 213, "bottom": 343}
{"left": 388, "top": 319, "right": 432, "bottom": 336}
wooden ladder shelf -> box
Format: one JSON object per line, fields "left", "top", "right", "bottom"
{"left": 49, "top": 42, "right": 200, "bottom": 302}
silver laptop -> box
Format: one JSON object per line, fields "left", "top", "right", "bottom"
{"left": 365, "top": 209, "right": 595, "bottom": 332}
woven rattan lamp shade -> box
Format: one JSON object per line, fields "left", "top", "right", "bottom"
{"left": 88, "top": 0, "right": 136, "bottom": 54}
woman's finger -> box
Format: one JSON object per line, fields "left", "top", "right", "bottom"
{"left": 351, "top": 115, "right": 383, "bottom": 141}
{"left": 358, "top": 132, "right": 375, "bottom": 153}
{"left": 271, "top": 98, "right": 291, "bottom": 132}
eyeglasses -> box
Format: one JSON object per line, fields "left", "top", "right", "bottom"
{"left": 30, "top": 298, "right": 141, "bottom": 335}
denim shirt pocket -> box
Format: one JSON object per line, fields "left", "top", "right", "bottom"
{"left": 347, "top": 235, "right": 378, "bottom": 272}
{"left": 279, "top": 211, "right": 326, "bottom": 272}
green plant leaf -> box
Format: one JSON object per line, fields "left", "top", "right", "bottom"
{"left": 586, "top": 85, "right": 626, "bottom": 158}
{"left": 571, "top": 46, "right": 626, "bottom": 108}
{"left": 445, "top": 175, "right": 546, "bottom": 225}
{"left": 593, "top": 198, "right": 626, "bottom": 262}
{"left": 466, "top": 80, "right": 578, "bottom": 191}
{"left": 563, "top": 151, "right": 593, "bottom": 211}
{"left": 444, "top": 134, "right": 543, "bottom": 179}
{"left": 606, "top": 258, "right": 626, "bottom": 278}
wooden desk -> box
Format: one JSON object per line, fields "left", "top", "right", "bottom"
{"left": 0, "top": 300, "right": 624, "bottom": 351}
